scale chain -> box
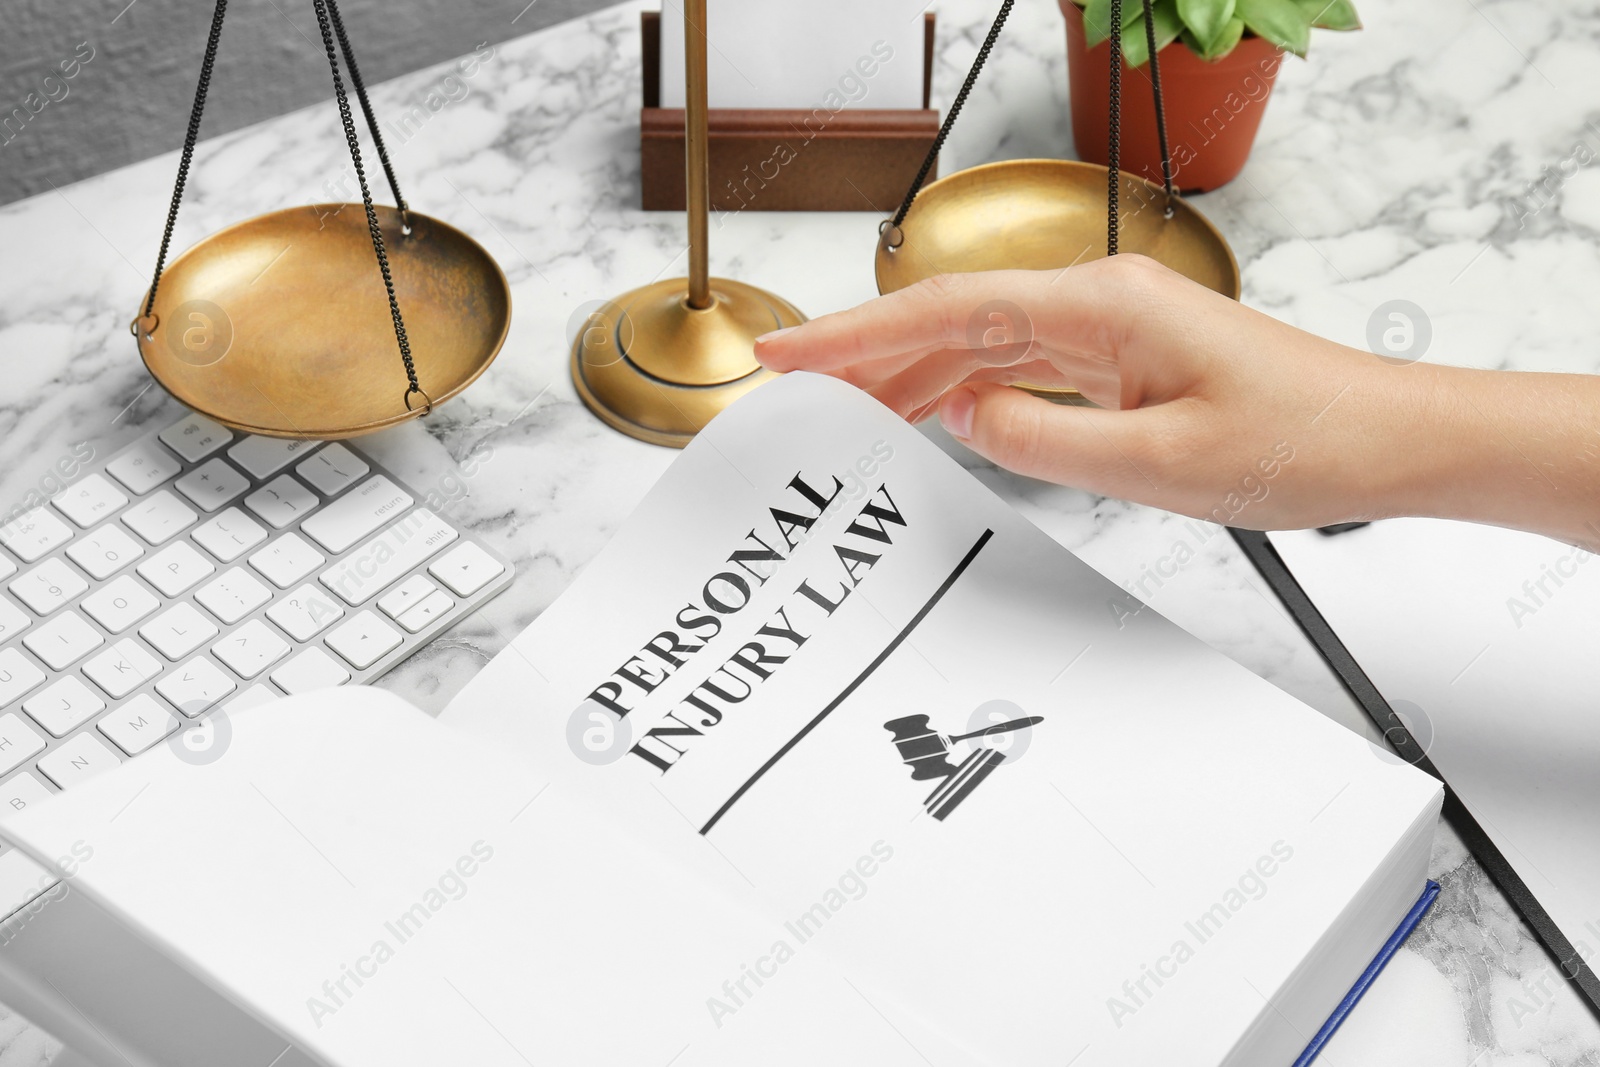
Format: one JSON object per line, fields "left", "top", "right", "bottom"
{"left": 138, "top": 0, "right": 229, "bottom": 324}
{"left": 135, "top": 0, "right": 424, "bottom": 412}
{"left": 885, "top": 0, "right": 1180, "bottom": 261}
{"left": 309, "top": 0, "right": 423, "bottom": 405}
{"left": 1108, "top": 0, "right": 1122, "bottom": 256}
{"left": 325, "top": 0, "right": 412, "bottom": 232}
{"left": 1141, "top": 0, "right": 1177, "bottom": 215}
{"left": 887, "top": 0, "right": 1015, "bottom": 234}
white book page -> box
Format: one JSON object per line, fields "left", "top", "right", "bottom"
{"left": 1271, "top": 520, "right": 1600, "bottom": 969}
{"left": 445, "top": 373, "right": 1442, "bottom": 1065}
{"left": 0, "top": 689, "right": 980, "bottom": 1067}
{"left": 658, "top": 0, "right": 926, "bottom": 111}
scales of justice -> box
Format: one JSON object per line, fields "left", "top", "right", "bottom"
{"left": 132, "top": 0, "right": 1236, "bottom": 447}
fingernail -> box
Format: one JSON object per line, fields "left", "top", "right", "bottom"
{"left": 754, "top": 326, "right": 797, "bottom": 345}
{"left": 939, "top": 388, "right": 976, "bottom": 440}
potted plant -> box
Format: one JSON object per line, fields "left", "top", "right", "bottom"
{"left": 1060, "top": 0, "right": 1360, "bottom": 192}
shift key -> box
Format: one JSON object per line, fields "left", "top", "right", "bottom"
{"left": 319, "top": 509, "right": 458, "bottom": 606}
{"left": 301, "top": 476, "right": 413, "bottom": 553}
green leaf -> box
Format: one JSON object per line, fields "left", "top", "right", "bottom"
{"left": 1083, "top": 0, "right": 1145, "bottom": 48}
{"left": 1236, "top": 0, "right": 1310, "bottom": 56}
{"left": 1118, "top": 0, "right": 1183, "bottom": 67}
{"left": 1295, "top": 0, "right": 1360, "bottom": 30}
{"left": 1121, "top": 14, "right": 1149, "bottom": 68}
{"left": 1177, "top": 0, "right": 1236, "bottom": 52}
{"left": 1195, "top": 15, "right": 1245, "bottom": 58}
{"left": 1151, "top": 0, "right": 1188, "bottom": 43}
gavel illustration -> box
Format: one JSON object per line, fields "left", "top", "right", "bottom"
{"left": 883, "top": 713, "right": 1044, "bottom": 781}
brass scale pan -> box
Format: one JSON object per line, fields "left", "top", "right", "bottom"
{"left": 875, "top": 158, "right": 1239, "bottom": 303}
{"left": 873, "top": 1, "right": 1239, "bottom": 400}
{"left": 131, "top": 0, "right": 508, "bottom": 440}
{"left": 135, "top": 204, "right": 508, "bottom": 439}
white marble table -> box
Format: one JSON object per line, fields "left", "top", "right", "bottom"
{"left": 2, "top": 0, "right": 1598, "bottom": 1061}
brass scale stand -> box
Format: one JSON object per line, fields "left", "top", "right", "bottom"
{"left": 135, "top": 0, "right": 1234, "bottom": 443}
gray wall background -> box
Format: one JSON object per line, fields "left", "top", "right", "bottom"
{"left": 0, "top": 0, "right": 622, "bottom": 206}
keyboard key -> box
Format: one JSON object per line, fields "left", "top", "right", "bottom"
{"left": 0, "top": 850, "right": 56, "bottom": 922}
{"left": 429, "top": 542, "right": 506, "bottom": 597}
{"left": 122, "top": 490, "right": 197, "bottom": 545}
{"left": 191, "top": 507, "right": 268, "bottom": 562}
{"left": 175, "top": 458, "right": 250, "bottom": 513}
{"left": 0, "top": 772, "right": 53, "bottom": 815}
{"left": 227, "top": 435, "right": 319, "bottom": 479}
{"left": 428, "top": 543, "right": 502, "bottom": 601}
{"left": 300, "top": 476, "right": 413, "bottom": 554}
{"left": 0, "top": 649, "right": 46, "bottom": 706}
{"left": 139, "top": 602, "right": 219, "bottom": 660}
{"left": 270, "top": 647, "right": 350, "bottom": 694}
{"left": 156, "top": 656, "right": 237, "bottom": 716}
{"left": 105, "top": 438, "right": 182, "bottom": 495}
{"left": 79, "top": 575, "right": 160, "bottom": 633}
{"left": 211, "top": 619, "right": 289, "bottom": 679}
{"left": 53, "top": 473, "right": 129, "bottom": 528}
{"left": 243, "top": 474, "right": 318, "bottom": 530}
{"left": 67, "top": 523, "right": 145, "bottom": 580}
{"left": 377, "top": 575, "right": 436, "bottom": 619}
{"left": 225, "top": 684, "right": 279, "bottom": 714}
{"left": 0, "top": 714, "right": 47, "bottom": 777}
{"left": 38, "top": 731, "right": 121, "bottom": 789}
{"left": 195, "top": 567, "right": 272, "bottom": 624}
{"left": 99, "top": 693, "right": 180, "bottom": 755}
{"left": 295, "top": 443, "right": 369, "bottom": 496}
{"left": 24, "top": 612, "right": 104, "bottom": 670}
{"left": 83, "top": 639, "right": 162, "bottom": 699}
{"left": 0, "top": 507, "right": 73, "bottom": 563}
{"left": 137, "top": 540, "right": 215, "bottom": 596}
{"left": 248, "top": 533, "right": 324, "bottom": 588}
{"left": 265, "top": 584, "right": 344, "bottom": 641}
{"left": 158, "top": 413, "right": 231, "bottom": 462}
{"left": 325, "top": 610, "right": 402, "bottom": 670}
{"left": 0, "top": 596, "right": 32, "bottom": 643}
{"left": 0, "top": 554, "right": 13, "bottom": 583}
{"left": 9, "top": 558, "right": 89, "bottom": 615}
{"left": 397, "top": 590, "right": 454, "bottom": 634}
{"left": 22, "top": 676, "right": 105, "bottom": 737}
{"left": 320, "top": 509, "right": 458, "bottom": 606}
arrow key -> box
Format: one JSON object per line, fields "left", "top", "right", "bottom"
{"left": 325, "top": 610, "right": 402, "bottom": 671}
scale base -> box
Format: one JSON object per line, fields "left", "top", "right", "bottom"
{"left": 570, "top": 277, "right": 804, "bottom": 448}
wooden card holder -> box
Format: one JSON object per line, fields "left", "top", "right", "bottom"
{"left": 640, "top": 11, "right": 939, "bottom": 212}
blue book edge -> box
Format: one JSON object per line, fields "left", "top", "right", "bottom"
{"left": 1291, "top": 879, "right": 1442, "bottom": 1067}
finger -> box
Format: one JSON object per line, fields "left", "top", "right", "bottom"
{"left": 867, "top": 342, "right": 1129, "bottom": 418}
{"left": 833, "top": 335, "right": 1066, "bottom": 394}
{"left": 899, "top": 361, "right": 1068, "bottom": 424}
{"left": 938, "top": 382, "right": 1184, "bottom": 504}
{"left": 754, "top": 267, "right": 1127, "bottom": 374}
{"left": 865, "top": 348, "right": 1020, "bottom": 419}
{"left": 829, "top": 341, "right": 963, "bottom": 391}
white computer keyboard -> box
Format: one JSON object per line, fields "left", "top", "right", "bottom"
{"left": 0, "top": 412, "right": 513, "bottom": 906}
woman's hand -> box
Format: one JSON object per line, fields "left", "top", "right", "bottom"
{"left": 753, "top": 255, "right": 1600, "bottom": 547}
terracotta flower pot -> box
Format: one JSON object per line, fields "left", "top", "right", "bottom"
{"left": 1061, "top": 0, "right": 1284, "bottom": 192}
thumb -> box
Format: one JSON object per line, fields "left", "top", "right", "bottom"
{"left": 938, "top": 383, "right": 1174, "bottom": 502}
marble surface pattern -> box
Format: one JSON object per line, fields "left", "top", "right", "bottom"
{"left": 1, "top": 0, "right": 1598, "bottom": 1062}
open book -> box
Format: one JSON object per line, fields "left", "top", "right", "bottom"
{"left": 0, "top": 374, "right": 1440, "bottom": 1066}
{"left": 443, "top": 372, "right": 1443, "bottom": 1062}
